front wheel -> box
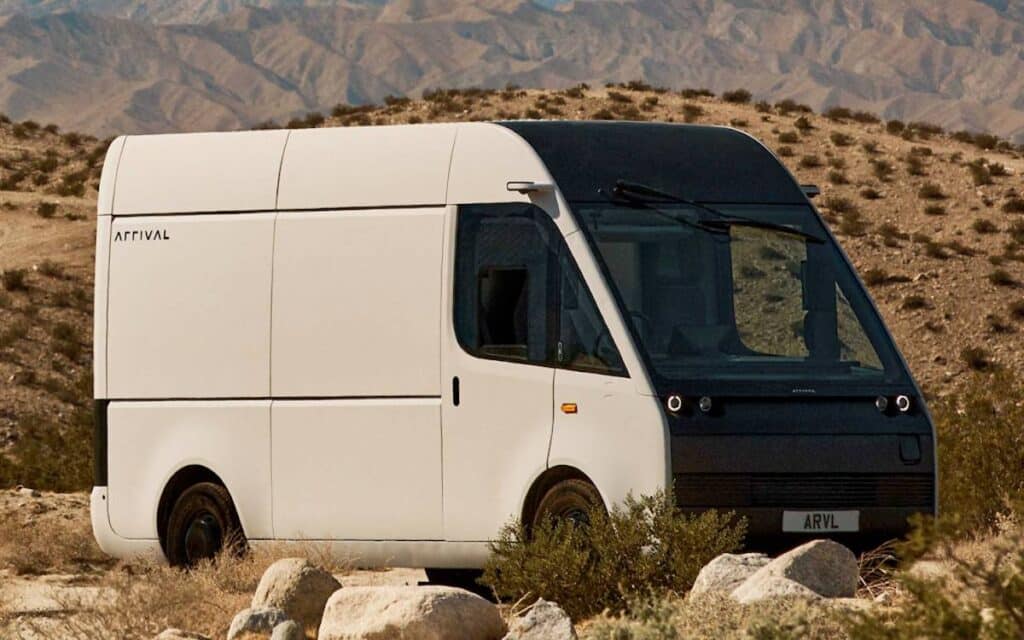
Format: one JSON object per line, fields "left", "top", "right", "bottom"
{"left": 165, "top": 482, "right": 244, "bottom": 568}
{"left": 532, "top": 478, "right": 604, "bottom": 530}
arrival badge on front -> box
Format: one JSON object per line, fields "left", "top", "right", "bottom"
{"left": 783, "top": 510, "right": 860, "bottom": 533}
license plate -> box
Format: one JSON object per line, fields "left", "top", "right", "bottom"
{"left": 783, "top": 510, "right": 859, "bottom": 533}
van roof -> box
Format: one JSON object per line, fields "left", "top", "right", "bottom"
{"left": 98, "top": 121, "right": 805, "bottom": 216}
{"left": 499, "top": 121, "right": 807, "bottom": 205}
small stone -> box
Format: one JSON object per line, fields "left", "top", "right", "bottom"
{"left": 227, "top": 607, "right": 291, "bottom": 640}
{"left": 503, "top": 599, "right": 575, "bottom": 639}
{"left": 271, "top": 620, "right": 304, "bottom": 640}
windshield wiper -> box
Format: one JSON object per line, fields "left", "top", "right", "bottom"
{"left": 611, "top": 180, "right": 825, "bottom": 244}
{"left": 597, "top": 186, "right": 728, "bottom": 237}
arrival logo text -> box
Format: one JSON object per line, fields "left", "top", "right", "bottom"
{"left": 114, "top": 229, "right": 170, "bottom": 242}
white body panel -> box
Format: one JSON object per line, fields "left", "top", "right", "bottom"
{"left": 271, "top": 209, "right": 444, "bottom": 397}
{"left": 112, "top": 131, "right": 288, "bottom": 215}
{"left": 106, "top": 401, "right": 272, "bottom": 539}
{"left": 271, "top": 399, "right": 443, "bottom": 540}
{"left": 550, "top": 369, "right": 669, "bottom": 505}
{"left": 277, "top": 125, "right": 455, "bottom": 210}
{"left": 93, "top": 122, "right": 670, "bottom": 568}
{"left": 93, "top": 216, "right": 111, "bottom": 398}
{"left": 106, "top": 214, "right": 274, "bottom": 398}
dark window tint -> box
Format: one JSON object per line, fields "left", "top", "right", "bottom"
{"left": 558, "top": 245, "right": 626, "bottom": 375}
{"left": 454, "top": 203, "right": 626, "bottom": 376}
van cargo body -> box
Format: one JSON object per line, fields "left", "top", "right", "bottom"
{"left": 92, "top": 121, "right": 936, "bottom": 567}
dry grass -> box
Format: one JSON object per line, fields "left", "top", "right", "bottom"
{"left": 38, "top": 543, "right": 348, "bottom": 640}
{"left": 580, "top": 592, "right": 850, "bottom": 640}
{"left": 0, "top": 512, "right": 111, "bottom": 576}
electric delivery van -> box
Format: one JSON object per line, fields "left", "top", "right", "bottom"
{"left": 91, "top": 121, "right": 936, "bottom": 568}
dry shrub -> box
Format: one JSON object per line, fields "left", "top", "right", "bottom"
{"left": 482, "top": 491, "right": 745, "bottom": 620}
{"left": 0, "top": 511, "right": 110, "bottom": 576}
{"left": 34, "top": 543, "right": 350, "bottom": 640}
{"left": 845, "top": 511, "right": 1024, "bottom": 640}
{"left": 931, "top": 373, "right": 1024, "bottom": 531}
{"left": 722, "top": 89, "right": 752, "bottom": 104}
{"left": 582, "top": 592, "right": 847, "bottom": 640}
{"left": 0, "top": 373, "right": 93, "bottom": 491}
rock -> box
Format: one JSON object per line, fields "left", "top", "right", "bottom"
{"left": 690, "top": 553, "right": 770, "bottom": 597}
{"left": 252, "top": 557, "right": 341, "bottom": 631}
{"left": 732, "top": 576, "right": 821, "bottom": 604}
{"left": 227, "top": 607, "right": 291, "bottom": 640}
{"left": 730, "top": 540, "right": 858, "bottom": 603}
{"left": 271, "top": 620, "right": 305, "bottom": 640}
{"left": 16, "top": 486, "right": 40, "bottom": 498}
{"left": 318, "top": 586, "right": 506, "bottom": 640}
{"left": 503, "top": 599, "right": 575, "bottom": 640}
{"left": 153, "top": 630, "right": 211, "bottom": 640}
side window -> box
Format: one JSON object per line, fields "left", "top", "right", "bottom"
{"left": 558, "top": 246, "right": 627, "bottom": 375}
{"left": 454, "top": 204, "right": 558, "bottom": 365}
{"left": 454, "top": 203, "right": 626, "bottom": 376}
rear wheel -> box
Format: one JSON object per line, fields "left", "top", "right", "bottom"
{"left": 165, "top": 482, "right": 243, "bottom": 568}
{"left": 531, "top": 478, "right": 604, "bottom": 530}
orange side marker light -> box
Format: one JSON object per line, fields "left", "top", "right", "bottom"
{"left": 561, "top": 403, "right": 578, "bottom": 414}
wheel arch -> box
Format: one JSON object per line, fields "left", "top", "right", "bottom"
{"left": 156, "top": 464, "right": 239, "bottom": 553}
{"left": 520, "top": 464, "right": 604, "bottom": 526}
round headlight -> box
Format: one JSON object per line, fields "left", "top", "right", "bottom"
{"left": 666, "top": 394, "right": 683, "bottom": 413}
{"left": 875, "top": 396, "right": 889, "bottom": 413}
{"left": 895, "top": 395, "right": 912, "bottom": 413}
{"left": 698, "top": 396, "right": 713, "bottom": 413}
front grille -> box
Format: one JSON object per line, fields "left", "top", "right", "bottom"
{"left": 674, "top": 473, "right": 934, "bottom": 509}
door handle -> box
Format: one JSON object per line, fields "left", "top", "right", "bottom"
{"left": 452, "top": 376, "right": 460, "bottom": 407}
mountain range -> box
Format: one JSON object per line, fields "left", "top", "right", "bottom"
{"left": 4, "top": 0, "right": 1024, "bottom": 139}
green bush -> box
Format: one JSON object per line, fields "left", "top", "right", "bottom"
{"left": 481, "top": 491, "right": 746, "bottom": 620}
{"left": 931, "top": 373, "right": 1024, "bottom": 531}
{"left": 0, "top": 372, "right": 94, "bottom": 491}
{"left": 845, "top": 514, "right": 1024, "bottom": 640}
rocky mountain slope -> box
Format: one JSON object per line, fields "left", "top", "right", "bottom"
{"left": 1, "top": 87, "right": 1022, "bottom": 454}
{"left": 5, "top": 1, "right": 1024, "bottom": 139}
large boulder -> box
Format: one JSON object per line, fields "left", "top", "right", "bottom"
{"left": 227, "top": 607, "right": 291, "bottom": 640}
{"left": 503, "top": 599, "right": 576, "bottom": 640}
{"left": 690, "top": 553, "right": 770, "bottom": 597}
{"left": 731, "top": 576, "right": 821, "bottom": 604}
{"left": 318, "top": 586, "right": 506, "bottom": 640}
{"left": 730, "top": 539, "right": 858, "bottom": 604}
{"left": 252, "top": 557, "right": 342, "bottom": 631}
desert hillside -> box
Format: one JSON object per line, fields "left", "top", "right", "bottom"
{"left": 1, "top": 84, "right": 1023, "bottom": 448}
{"left": 5, "top": 1, "right": 1024, "bottom": 139}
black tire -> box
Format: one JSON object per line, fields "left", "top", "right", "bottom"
{"left": 424, "top": 568, "right": 492, "bottom": 599}
{"left": 165, "top": 482, "right": 244, "bottom": 568}
{"left": 532, "top": 478, "right": 604, "bottom": 530}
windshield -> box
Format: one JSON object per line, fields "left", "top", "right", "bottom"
{"left": 573, "top": 202, "right": 911, "bottom": 395}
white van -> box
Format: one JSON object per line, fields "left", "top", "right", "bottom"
{"left": 91, "top": 121, "right": 936, "bottom": 570}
